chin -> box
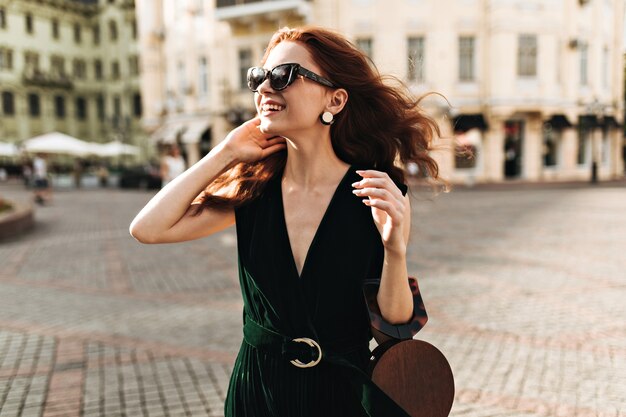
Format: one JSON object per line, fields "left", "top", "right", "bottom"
{"left": 259, "top": 119, "right": 277, "bottom": 135}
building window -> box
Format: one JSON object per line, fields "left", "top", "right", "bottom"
{"left": 356, "top": 38, "right": 373, "bottom": 59}
{"left": 238, "top": 49, "right": 252, "bottom": 90}
{"left": 459, "top": 36, "right": 475, "bottom": 82}
{"left": 579, "top": 42, "right": 588, "bottom": 86}
{"left": 25, "top": 13, "right": 33, "bottom": 34}
{"left": 112, "top": 95, "right": 121, "bottom": 127}
{"left": 28, "top": 93, "right": 40, "bottom": 117}
{"left": 0, "top": 8, "right": 6, "bottom": 29}
{"left": 199, "top": 56, "right": 208, "bottom": 96}
{"left": 74, "top": 23, "right": 81, "bottom": 43}
{"left": 2, "top": 91, "right": 15, "bottom": 115}
{"left": 128, "top": 55, "right": 139, "bottom": 76}
{"left": 133, "top": 93, "right": 142, "bottom": 117}
{"left": 131, "top": 19, "right": 137, "bottom": 39}
{"left": 52, "top": 19, "right": 59, "bottom": 39}
{"left": 109, "top": 20, "right": 118, "bottom": 41}
{"left": 602, "top": 47, "right": 609, "bottom": 89}
{"left": 407, "top": 36, "right": 425, "bottom": 82}
{"left": 94, "top": 59, "right": 103, "bottom": 80}
{"left": 177, "top": 61, "right": 186, "bottom": 95}
{"left": 50, "top": 56, "right": 65, "bottom": 76}
{"left": 54, "top": 95, "right": 65, "bottom": 118}
{"left": 76, "top": 97, "right": 87, "bottom": 120}
{"left": 96, "top": 94, "right": 105, "bottom": 121}
{"left": 542, "top": 123, "right": 560, "bottom": 167}
{"left": 517, "top": 34, "right": 537, "bottom": 77}
{"left": 73, "top": 59, "right": 86, "bottom": 79}
{"left": 0, "top": 48, "right": 13, "bottom": 70}
{"left": 24, "top": 51, "right": 38, "bottom": 72}
{"left": 111, "top": 60, "right": 120, "bottom": 79}
{"left": 93, "top": 24, "right": 100, "bottom": 45}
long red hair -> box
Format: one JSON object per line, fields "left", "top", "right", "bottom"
{"left": 190, "top": 26, "right": 448, "bottom": 214}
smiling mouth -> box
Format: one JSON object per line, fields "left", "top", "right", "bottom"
{"left": 261, "top": 103, "right": 286, "bottom": 114}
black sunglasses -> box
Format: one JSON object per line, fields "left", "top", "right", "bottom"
{"left": 247, "top": 63, "right": 336, "bottom": 92}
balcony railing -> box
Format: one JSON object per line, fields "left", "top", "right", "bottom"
{"left": 215, "top": 0, "right": 312, "bottom": 21}
{"left": 217, "top": 0, "right": 263, "bottom": 7}
{"left": 22, "top": 69, "right": 73, "bottom": 89}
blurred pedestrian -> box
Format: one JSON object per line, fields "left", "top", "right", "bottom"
{"left": 73, "top": 158, "right": 83, "bottom": 188}
{"left": 159, "top": 144, "right": 186, "bottom": 188}
{"left": 97, "top": 163, "right": 109, "bottom": 187}
{"left": 22, "top": 160, "right": 32, "bottom": 188}
{"left": 130, "top": 26, "right": 447, "bottom": 417}
{"left": 33, "top": 153, "right": 52, "bottom": 205}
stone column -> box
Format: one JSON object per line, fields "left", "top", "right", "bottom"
{"left": 560, "top": 127, "right": 577, "bottom": 178}
{"left": 484, "top": 117, "right": 505, "bottom": 182}
{"left": 184, "top": 142, "right": 200, "bottom": 167}
{"left": 523, "top": 115, "right": 542, "bottom": 181}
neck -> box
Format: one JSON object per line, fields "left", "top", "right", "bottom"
{"left": 281, "top": 130, "right": 349, "bottom": 189}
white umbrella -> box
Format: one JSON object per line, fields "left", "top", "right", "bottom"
{"left": 0, "top": 142, "right": 19, "bottom": 157}
{"left": 23, "top": 132, "right": 93, "bottom": 156}
{"left": 99, "top": 141, "right": 140, "bottom": 157}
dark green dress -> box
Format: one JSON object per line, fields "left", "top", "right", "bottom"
{"left": 225, "top": 164, "right": 408, "bottom": 417}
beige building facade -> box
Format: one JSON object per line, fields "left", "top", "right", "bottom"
{"left": 0, "top": 0, "right": 146, "bottom": 155}
{"left": 138, "top": 0, "right": 625, "bottom": 183}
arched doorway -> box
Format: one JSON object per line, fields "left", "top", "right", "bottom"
{"left": 199, "top": 128, "right": 212, "bottom": 159}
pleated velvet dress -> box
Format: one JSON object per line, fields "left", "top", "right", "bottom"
{"left": 224, "top": 164, "right": 408, "bottom": 417}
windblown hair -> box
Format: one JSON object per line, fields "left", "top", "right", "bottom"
{"left": 190, "top": 26, "right": 448, "bottom": 215}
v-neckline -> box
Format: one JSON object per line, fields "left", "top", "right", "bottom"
{"left": 278, "top": 164, "right": 354, "bottom": 280}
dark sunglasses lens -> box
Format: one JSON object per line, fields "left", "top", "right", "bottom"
{"left": 270, "top": 65, "right": 293, "bottom": 90}
{"left": 247, "top": 67, "right": 266, "bottom": 91}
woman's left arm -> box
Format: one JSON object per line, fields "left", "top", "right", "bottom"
{"left": 352, "top": 170, "right": 414, "bottom": 324}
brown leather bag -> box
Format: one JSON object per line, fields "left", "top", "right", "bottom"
{"left": 363, "top": 277, "right": 455, "bottom": 417}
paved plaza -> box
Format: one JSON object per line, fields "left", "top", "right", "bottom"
{"left": 0, "top": 178, "right": 625, "bottom": 417}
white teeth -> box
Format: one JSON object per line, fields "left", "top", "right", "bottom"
{"left": 262, "top": 104, "right": 285, "bottom": 112}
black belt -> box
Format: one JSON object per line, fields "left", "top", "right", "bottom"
{"left": 243, "top": 316, "right": 411, "bottom": 417}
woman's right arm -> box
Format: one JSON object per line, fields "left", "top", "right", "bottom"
{"left": 129, "top": 118, "right": 285, "bottom": 244}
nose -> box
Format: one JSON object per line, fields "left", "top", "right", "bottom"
{"left": 256, "top": 75, "right": 274, "bottom": 94}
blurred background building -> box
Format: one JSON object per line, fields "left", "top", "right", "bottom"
{"left": 0, "top": 0, "right": 148, "bottom": 155}
{"left": 137, "top": 0, "right": 626, "bottom": 184}
{"left": 2, "top": 0, "right": 625, "bottom": 184}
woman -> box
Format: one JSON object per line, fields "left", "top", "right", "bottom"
{"left": 130, "top": 26, "right": 445, "bottom": 417}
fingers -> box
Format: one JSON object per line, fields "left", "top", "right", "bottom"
{"left": 259, "top": 143, "right": 287, "bottom": 159}
{"left": 352, "top": 170, "right": 404, "bottom": 200}
{"left": 263, "top": 136, "right": 286, "bottom": 147}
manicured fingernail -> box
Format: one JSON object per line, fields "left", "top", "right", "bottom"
{"left": 352, "top": 189, "right": 360, "bottom": 194}
{"left": 351, "top": 182, "right": 359, "bottom": 187}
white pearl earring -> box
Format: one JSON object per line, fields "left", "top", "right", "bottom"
{"left": 320, "top": 111, "right": 334, "bottom": 125}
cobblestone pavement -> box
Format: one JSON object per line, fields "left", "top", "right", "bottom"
{"left": 0, "top": 179, "right": 625, "bottom": 417}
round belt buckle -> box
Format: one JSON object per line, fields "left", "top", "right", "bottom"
{"left": 289, "top": 337, "right": 323, "bottom": 368}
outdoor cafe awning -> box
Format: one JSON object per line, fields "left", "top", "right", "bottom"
{"left": 0, "top": 142, "right": 19, "bottom": 157}
{"left": 181, "top": 120, "right": 211, "bottom": 144}
{"left": 23, "top": 132, "right": 95, "bottom": 156}
{"left": 545, "top": 114, "right": 573, "bottom": 129}
{"left": 149, "top": 121, "right": 187, "bottom": 144}
{"left": 601, "top": 116, "right": 621, "bottom": 128}
{"left": 578, "top": 114, "right": 600, "bottom": 128}
{"left": 452, "top": 114, "right": 489, "bottom": 132}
